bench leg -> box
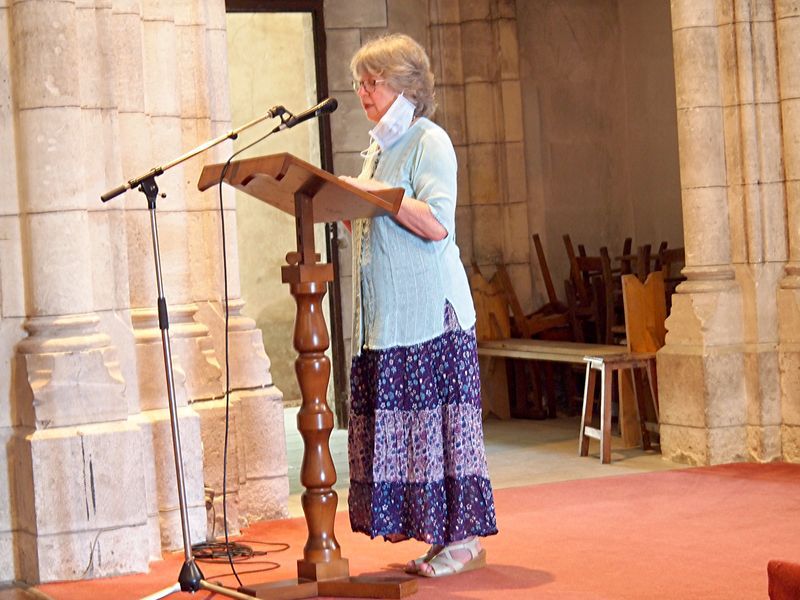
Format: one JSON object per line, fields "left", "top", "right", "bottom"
{"left": 544, "top": 362, "right": 558, "bottom": 418}
{"left": 600, "top": 365, "right": 613, "bottom": 464}
{"left": 509, "top": 359, "right": 529, "bottom": 418}
{"left": 579, "top": 362, "right": 597, "bottom": 457}
{"left": 645, "top": 357, "right": 659, "bottom": 421}
{"left": 632, "top": 366, "right": 652, "bottom": 451}
{"left": 563, "top": 364, "right": 580, "bottom": 416}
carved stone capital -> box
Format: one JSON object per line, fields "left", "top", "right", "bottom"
{"left": 16, "top": 313, "right": 126, "bottom": 429}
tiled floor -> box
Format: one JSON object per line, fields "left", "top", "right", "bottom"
{"left": 284, "top": 407, "right": 684, "bottom": 518}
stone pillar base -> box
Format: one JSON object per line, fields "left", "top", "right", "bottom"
{"left": 11, "top": 421, "right": 150, "bottom": 583}
{"left": 195, "top": 386, "right": 289, "bottom": 533}
{"left": 778, "top": 283, "right": 800, "bottom": 463}
{"left": 658, "top": 342, "right": 748, "bottom": 465}
{"left": 746, "top": 424, "right": 782, "bottom": 462}
{"left": 781, "top": 424, "right": 800, "bottom": 461}
{"left": 133, "top": 407, "right": 206, "bottom": 553}
{"left": 660, "top": 423, "right": 748, "bottom": 465}
{"left": 236, "top": 387, "right": 290, "bottom": 525}
{"left": 193, "top": 398, "right": 242, "bottom": 539}
{"left": 0, "top": 427, "right": 15, "bottom": 581}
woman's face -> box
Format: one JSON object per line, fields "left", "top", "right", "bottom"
{"left": 355, "top": 72, "right": 399, "bottom": 123}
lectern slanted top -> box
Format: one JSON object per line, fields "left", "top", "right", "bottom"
{"left": 198, "top": 152, "right": 403, "bottom": 223}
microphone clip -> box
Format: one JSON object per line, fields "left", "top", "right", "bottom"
{"left": 277, "top": 111, "right": 293, "bottom": 129}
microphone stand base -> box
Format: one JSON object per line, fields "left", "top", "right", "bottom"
{"left": 239, "top": 574, "right": 418, "bottom": 599}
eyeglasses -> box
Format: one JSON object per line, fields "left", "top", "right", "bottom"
{"left": 352, "top": 78, "right": 386, "bottom": 93}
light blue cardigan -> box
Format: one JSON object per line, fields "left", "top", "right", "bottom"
{"left": 351, "top": 118, "right": 476, "bottom": 355}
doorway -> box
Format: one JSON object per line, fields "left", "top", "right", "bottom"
{"left": 225, "top": 1, "right": 346, "bottom": 420}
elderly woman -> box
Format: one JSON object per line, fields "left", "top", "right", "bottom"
{"left": 339, "top": 33, "right": 498, "bottom": 578}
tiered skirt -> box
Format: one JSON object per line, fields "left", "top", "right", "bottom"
{"left": 348, "top": 304, "right": 498, "bottom": 545}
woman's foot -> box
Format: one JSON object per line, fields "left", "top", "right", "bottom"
{"left": 404, "top": 544, "right": 443, "bottom": 574}
{"left": 416, "top": 537, "right": 486, "bottom": 578}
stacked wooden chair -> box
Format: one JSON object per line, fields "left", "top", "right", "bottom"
{"left": 562, "top": 234, "right": 636, "bottom": 346}
{"left": 469, "top": 265, "right": 515, "bottom": 420}
{"left": 655, "top": 245, "right": 686, "bottom": 313}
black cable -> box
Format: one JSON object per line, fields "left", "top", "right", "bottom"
{"left": 193, "top": 542, "right": 282, "bottom": 580}
{"left": 192, "top": 540, "right": 261, "bottom": 562}
{"left": 206, "top": 563, "right": 281, "bottom": 580}
{"left": 210, "top": 123, "right": 287, "bottom": 587}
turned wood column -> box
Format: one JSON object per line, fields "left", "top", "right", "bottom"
{"left": 282, "top": 192, "right": 349, "bottom": 582}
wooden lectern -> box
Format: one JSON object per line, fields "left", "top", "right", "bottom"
{"left": 198, "top": 154, "right": 417, "bottom": 599}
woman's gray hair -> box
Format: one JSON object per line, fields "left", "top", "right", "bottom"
{"left": 350, "top": 34, "right": 436, "bottom": 119}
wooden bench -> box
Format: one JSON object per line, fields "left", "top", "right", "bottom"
{"left": 477, "top": 338, "right": 642, "bottom": 448}
{"left": 478, "top": 339, "right": 628, "bottom": 363}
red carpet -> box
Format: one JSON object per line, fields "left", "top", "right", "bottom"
{"left": 37, "top": 462, "right": 800, "bottom": 599}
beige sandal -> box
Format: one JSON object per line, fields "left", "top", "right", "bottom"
{"left": 417, "top": 537, "right": 486, "bottom": 578}
{"left": 404, "top": 545, "right": 443, "bottom": 574}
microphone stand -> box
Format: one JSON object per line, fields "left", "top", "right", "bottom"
{"left": 102, "top": 106, "right": 288, "bottom": 600}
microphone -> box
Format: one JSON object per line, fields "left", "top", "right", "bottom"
{"left": 277, "top": 98, "right": 338, "bottom": 131}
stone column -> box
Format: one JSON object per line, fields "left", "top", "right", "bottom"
{"left": 723, "top": 1, "right": 785, "bottom": 462}
{"left": 660, "top": 0, "right": 747, "bottom": 464}
{"left": 0, "top": 1, "right": 31, "bottom": 582}
{"left": 9, "top": 0, "right": 149, "bottom": 582}
{"left": 106, "top": 0, "right": 167, "bottom": 560}
{"left": 776, "top": 0, "right": 800, "bottom": 461}
{"left": 187, "top": 0, "right": 289, "bottom": 533}
{"left": 121, "top": 0, "right": 222, "bottom": 553}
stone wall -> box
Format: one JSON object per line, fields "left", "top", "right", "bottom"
{"left": 0, "top": 0, "right": 287, "bottom": 583}
{"left": 517, "top": 0, "right": 683, "bottom": 295}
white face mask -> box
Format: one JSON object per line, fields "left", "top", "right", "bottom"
{"left": 369, "top": 93, "right": 416, "bottom": 150}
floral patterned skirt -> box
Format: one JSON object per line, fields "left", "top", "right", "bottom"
{"left": 348, "top": 303, "right": 498, "bottom": 545}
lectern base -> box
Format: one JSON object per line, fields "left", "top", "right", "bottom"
{"left": 239, "top": 575, "right": 418, "bottom": 599}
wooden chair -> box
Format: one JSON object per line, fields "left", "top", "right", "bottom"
{"left": 493, "top": 263, "right": 575, "bottom": 418}
{"left": 563, "top": 234, "right": 588, "bottom": 306}
{"left": 494, "top": 264, "right": 569, "bottom": 339}
{"left": 567, "top": 248, "right": 617, "bottom": 344}
{"left": 635, "top": 244, "right": 652, "bottom": 281}
{"left": 470, "top": 265, "right": 514, "bottom": 419}
{"left": 532, "top": 233, "right": 568, "bottom": 316}
{"left": 579, "top": 271, "right": 666, "bottom": 463}
{"left": 656, "top": 245, "right": 686, "bottom": 313}
{"left": 530, "top": 235, "right": 582, "bottom": 415}
{"left": 617, "top": 237, "right": 635, "bottom": 275}
{"left": 471, "top": 263, "right": 563, "bottom": 419}
{"left": 471, "top": 264, "right": 511, "bottom": 342}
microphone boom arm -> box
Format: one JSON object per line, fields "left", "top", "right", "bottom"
{"left": 100, "top": 105, "right": 286, "bottom": 202}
